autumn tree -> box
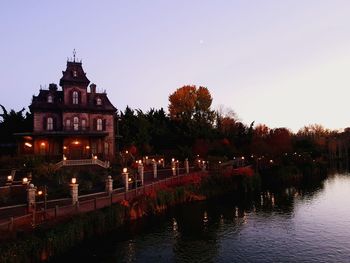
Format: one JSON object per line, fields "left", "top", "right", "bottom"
{"left": 168, "top": 85, "right": 214, "bottom": 124}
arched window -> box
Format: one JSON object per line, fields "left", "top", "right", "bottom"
{"left": 66, "top": 119, "right": 71, "bottom": 130}
{"left": 72, "top": 91, "right": 79, "bottom": 104}
{"left": 47, "top": 117, "right": 53, "bottom": 130}
{"left": 47, "top": 95, "right": 53, "bottom": 103}
{"left": 96, "top": 98, "right": 102, "bottom": 105}
{"left": 97, "top": 119, "right": 103, "bottom": 131}
{"left": 73, "top": 117, "right": 79, "bottom": 131}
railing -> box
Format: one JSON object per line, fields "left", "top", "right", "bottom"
{"left": 0, "top": 169, "right": 205, "bottom": 236}
{"left": 55, "top": 158, "right": 110, "bottom": 169}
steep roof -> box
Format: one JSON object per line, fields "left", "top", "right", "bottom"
{"left": 30, "top": 89, "right": 116, "bottom": 113}
{"left": 59, "top": 61, "right": 90, "bottom": 87}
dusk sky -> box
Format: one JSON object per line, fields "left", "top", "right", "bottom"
{"left": 1, "top": 1, "right": 350, "bottom": 132}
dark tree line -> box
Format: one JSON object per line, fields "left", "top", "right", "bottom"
{"left": 0, "top": 105, "right": 32, "bottom": 155}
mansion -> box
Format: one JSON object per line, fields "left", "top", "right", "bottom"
{"left": 16, "top": 59, "right": 117, "bottom": 161}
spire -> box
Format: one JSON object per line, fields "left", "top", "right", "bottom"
{"left": 73, "top": 49, "right": 76, "bottom": 62}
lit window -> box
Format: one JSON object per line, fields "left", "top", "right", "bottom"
{"left": 66, "top": 119, "right": 71, "bottom": 130}
{"left": 97, "top": 119, "right": 103, "bottom": 131}
{"left": 73, "top": 91, "right": 79, "bottom": 104}
{"left": 82, "top": 119, "right": 86, "bottom": 130}
{"left": 47, "top": 95, "right": 53, "bottom": 103}
{"left": 96, "top": 98, "right": 102, "bottom": 105}
{"left": 47, "top": 117, "right": 53, "bottom": 131}
{"left": 73, "top": 117, "right": 79, "bottom": 131}
{"left": 73, "top": 70, "right": 77, "bottom": 77}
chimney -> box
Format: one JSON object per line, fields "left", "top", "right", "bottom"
{"left": 90, "top": 83, "right": 96, "bottom": 94}
{"left": 49, "top": 83, "right": 58, "bottom": 91}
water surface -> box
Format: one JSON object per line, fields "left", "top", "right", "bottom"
{"left": 56, "top": 173, "right": 350, "bottom": 262}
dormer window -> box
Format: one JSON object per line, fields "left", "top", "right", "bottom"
{"left": 96, "top": 97, "right": 102, "bottom": 105}
{"left": 47, "top": 95, "right": 53, "bottom": 103}
{"left": 73, "top": 70, "right": 77, "bottom": 77}
{"left": 72, "top": 91, "right": 79, "bottom": 104}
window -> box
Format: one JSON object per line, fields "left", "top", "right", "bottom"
{"left": 81, "top": 119, "right": 86, "bottom": 130}
{"left": 73, "top": 117, "right": 79, "bottom": 131}
{"left": 97, "top": 119, "right": 103, "bottom": 131}
{"left": 47, "top": 117, "right": 53, "bottom": 130}
{"left": 104, "top": 142, "right": 109, "bottom": 155}
{"left": 66, "top": 119, "right": 71, "bottom": 130}
{"left": 72, "top": 91, "right": 79, "bottom": 104}
{"left": 47, "top": 95, "right": 53, "bottom": 103}
{"left": 73, "top": 70, "right": 77, "bottom": 77}
{"left": 96, "top": 98, "right": 102, "bottom": 105}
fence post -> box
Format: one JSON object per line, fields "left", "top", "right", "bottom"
{"left": 27, "top": 184, "right": 36, "bottom": 213}
{"left": 105, "top": 175, "right": 113, "bottom": 194}
{"left": 185, "top": 158, "right": 189, "bottom": 174}
{"left": 202, "top": 161, "right": 206, "bottom": 172}
{"left": 138, "top": 162, "right": 144, "bottom": 186}
{"left": 153, "top": 160, "right": 157, "bottom": 179}
{"left": 122, "top": 168, "right": 129, "bottom": 192}
{"left": 70, "top": 181, "right": 79, "bottom": 205}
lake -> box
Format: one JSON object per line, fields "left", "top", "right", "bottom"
{"left": 55, "top": 172, "right": 350, "bottom": 262}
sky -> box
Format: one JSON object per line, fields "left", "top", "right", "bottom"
{"left": 1, "top": 0, "right": 350, "bottom": 132}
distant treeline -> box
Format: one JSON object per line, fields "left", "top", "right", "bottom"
{"left": 1, "top": 86, "right": 349, "bottom": 160}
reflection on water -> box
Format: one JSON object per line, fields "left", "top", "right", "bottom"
{"left": 55, "top": 173, "right": 350, "bottom": 263}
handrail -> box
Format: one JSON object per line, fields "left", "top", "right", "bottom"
{"left": 54, "top": 158, "right": 110, "bottom": 169}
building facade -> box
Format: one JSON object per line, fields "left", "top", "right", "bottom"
{"left": 17, "top": 59, "right": 117, "bottom": 161}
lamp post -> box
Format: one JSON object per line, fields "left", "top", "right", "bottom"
{"left": 122, "top": 168, "right": 129, "bottom": 192}
{"left": 70, "top": 178, "right": 79, "bottom": 205}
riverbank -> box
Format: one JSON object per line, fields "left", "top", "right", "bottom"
{"left": 0, "top": 167, "right": 262, "bottom": 263}
{"left": 0, "top": 159, "right": 327, "bottom": 263}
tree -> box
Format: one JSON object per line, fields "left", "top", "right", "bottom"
{"left": 168, "top": 85, "right": 214, "bottom": 124}
{"left": 0, "top": 105, "right": 32, "bottom": 155}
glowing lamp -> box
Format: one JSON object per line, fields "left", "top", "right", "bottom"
{"left": 24, "top": 142, "right": 32, "bottom": 148}
{"left": 123, "top": 168, "right": 128, "bottom": 173}
{"left": 41, "top": 142, "right": 45, "bottom": 146}
{"left": 71, "top": 177, "right": 77, "bottom": 184}
{"left": 73, "top": 141, "right": 79, "bottom": 145}
{"left": 94, "top": 155, "right": 97, "bottom": 160}
{"left": 22, "top": 177, "right": 28, "bottom": 184}
{"left": 7, "top": 175, "right": 13, "bottom": 181}
{"left": 38, "top": 190, "right": 43, "bottom": 196}
{"left": 85, "top": 146, "right": 90, "bottom": 149}
{"left": 125, "top": 150, "right": 128, "bottom": 154}
{"left": 128, "top": 177, "right": 132, "bottom": 182}
{"left": 172, "top": 158, "right": 175, "bottom": 162}
{"left": 63, "top": 146, "right": 67, "bottom": 150}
